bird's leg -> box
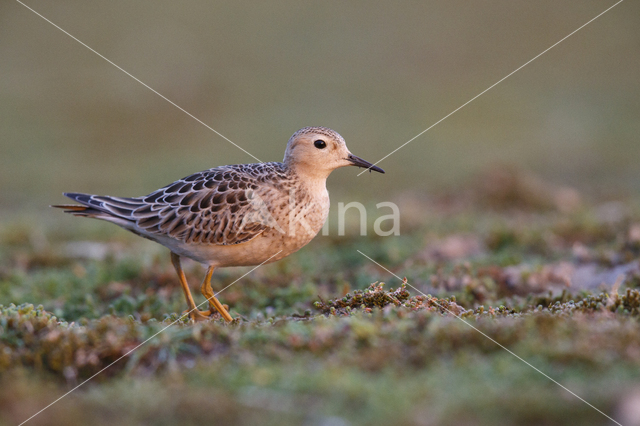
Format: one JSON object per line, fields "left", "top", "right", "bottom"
{"left": 170, "top": 252, "right": 210, "bottom": 322}
{"left": 200, "top": 265, "right": 234, "bottom": 322}
{"left": 199, "top": 266, "right": 216, "bottom": 315}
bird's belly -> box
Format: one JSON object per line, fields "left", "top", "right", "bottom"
{"left": 174, "top": 229, "right": 314, "bottom": 266}
{"left": 173, "top": 202, "right": 329, "bottom": 267}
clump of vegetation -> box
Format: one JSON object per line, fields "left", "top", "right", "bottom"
{"left": 0, "top": 303, "right": 139, "bottom": 379}
{"left": 541, "top": 288, "right": 640, "bottom": 316}
{"left": 313, "top": 281, "right": 473, "bottom": 317}
{"left": 313, "top": 282, "right": 410, "bottom": 315}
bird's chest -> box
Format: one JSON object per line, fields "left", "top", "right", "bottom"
{"left": 263, "top": 186, "right": 329, "bottom": 250}
{"left": 289, "top": 189, "right": 329, "bottom": 237}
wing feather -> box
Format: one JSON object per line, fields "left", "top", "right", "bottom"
{"left": 58, "top": 163, "right": 290, "bottom": 246}
{"left": 131, "top": 165, "right": 286, "bottom": 245}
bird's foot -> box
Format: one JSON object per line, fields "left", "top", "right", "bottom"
{"left": 182, "top": 309, "right": 214, "bottom": 322}
{"left": 181, "top": 307, "right": 234, "bottom": 322}
{"left": 203, "top": 304, "right": 233, "bottom": 321}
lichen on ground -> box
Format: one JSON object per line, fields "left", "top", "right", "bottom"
{"left": 3, "top": 191, "right": 640, "bottom": 425}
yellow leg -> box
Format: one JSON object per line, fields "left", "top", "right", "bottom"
{"left": 200, "top": 266, "right": 234, "bottom": 322}
{"left": 200, "top": 266, "right": 217, "bottom": 314}
{"left": 170, "top": 252, "right": 211, "bottom": 322}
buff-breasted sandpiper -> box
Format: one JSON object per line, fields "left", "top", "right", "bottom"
{"left": 53, "top": 127, "right": 384, "bottom": 321}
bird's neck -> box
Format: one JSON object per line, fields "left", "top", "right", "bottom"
{"left": 287, "top": 163, "right": 329, "bottom": 195}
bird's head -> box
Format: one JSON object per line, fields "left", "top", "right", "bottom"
{"left": 283, "top": 126, "right": 384, "bottom": 180}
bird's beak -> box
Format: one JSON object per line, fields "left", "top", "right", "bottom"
{"left": 346, "top": 154, "right": 385, "bottom": 173}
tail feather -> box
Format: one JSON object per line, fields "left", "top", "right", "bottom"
{"left": 51, "top": 204, "right": 89, "bottom": 211}
{"left": 52, "top": 192, "right": 143, "bottom": 224}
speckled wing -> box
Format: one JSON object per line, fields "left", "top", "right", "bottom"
{"left": 134, "top": 165, "right": 283, "bottom": 245}
{"left": 62, "top": 164, "right": 288, "bottom": 246}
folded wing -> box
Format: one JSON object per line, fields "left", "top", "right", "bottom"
{"left": 55, "top": 166, "right": 279, "bottom": 246}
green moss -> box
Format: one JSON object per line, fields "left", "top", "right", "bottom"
{"left": 3, "top": 199, "right": 640, "bottom": 425}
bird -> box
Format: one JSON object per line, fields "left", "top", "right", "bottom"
{"left": 53, "top": 127, "right": 384, "bottom": 322}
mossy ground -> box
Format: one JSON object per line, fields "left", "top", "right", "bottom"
{"left": 2, "top": 184, "right": 640, "bottom": 426}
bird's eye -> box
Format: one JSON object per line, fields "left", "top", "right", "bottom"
{"left": 314, "top": 140, "right": 327, "bottom": 149}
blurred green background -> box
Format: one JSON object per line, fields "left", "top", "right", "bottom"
{"left": 3, "top": 3, "right": 640, "bottom": 425}
{"left": 1, "top": 0, "right": 639, "bottom": 213}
